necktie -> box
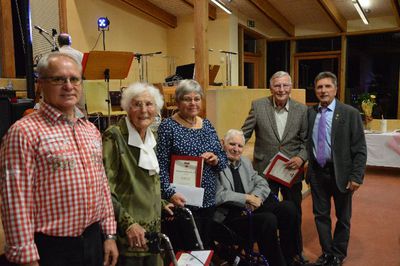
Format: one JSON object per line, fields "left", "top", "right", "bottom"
{"left": 229, "top": 164, "right": 245, "bottom": 193}
{"left": 317, "top": 107, "right": 327, "bottom": 167}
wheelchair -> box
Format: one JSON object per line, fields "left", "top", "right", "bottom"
{"left": 211, "top": 208, "right": 269, "bottom": 266}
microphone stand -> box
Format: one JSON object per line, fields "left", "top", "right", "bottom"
{"left": 134, "top": 51, "right": 162, "bottom": 82}
{"left": 219, "top": 50, "right": 237, "bottom": 86}
{"left": 35, "top": 28, "right": 58, "bottom": 52}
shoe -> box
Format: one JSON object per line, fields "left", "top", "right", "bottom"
{"left": 328, "top": 256, "right": 343, "bottom": 266}
{"left": 314, "top": 253, "right": 332, "bottom": 266}
{"left": 290, "top": 255, "right": 315, "bottom": 266}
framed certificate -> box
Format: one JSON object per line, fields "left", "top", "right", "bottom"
{"left": 171, "top": 250, "right": 214, "bottom": 266}
{"left": 263, "top": 152, "right": 303, "bottom": 188}
{"left": 170, "top": 155, "right": 204, "bottom": 187}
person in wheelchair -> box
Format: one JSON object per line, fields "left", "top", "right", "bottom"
{"left": 214, "top": 129, "right": 310, "bottom": 266}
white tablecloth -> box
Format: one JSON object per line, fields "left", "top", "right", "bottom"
{"left": 365, "top": 132, "right": 400, "bottom": 168}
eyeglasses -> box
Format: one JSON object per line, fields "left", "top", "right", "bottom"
{"left": 41, "top": 76, "right": 82, "bottom": 86}
{"left": 131, "top": 101, "right": 155, "bottom": 110}
{"left": 181, "top": 96, "right": 202, "bottom": 103}
{"left": 272, "top": 83, "right": 291, "bottom": 89}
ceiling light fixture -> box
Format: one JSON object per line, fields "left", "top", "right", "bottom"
{"left": 352, "top": 0, "right": 369, "bottom": 25}
{"left": 210, "top": 0, "right": 232, "bottom": 15}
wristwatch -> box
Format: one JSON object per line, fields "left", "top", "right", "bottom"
{"left": 104, "top": 234, "right": 117, "bottom": 240}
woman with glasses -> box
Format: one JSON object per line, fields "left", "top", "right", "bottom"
{"left": 157, "top": 79, "right": 228, "bottom": 249}
{"left": 102, "top": 82, "right": 173, "bottom": 266}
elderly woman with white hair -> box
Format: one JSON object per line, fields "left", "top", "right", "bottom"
{"left": 102, "top": 82, "right": 173, "bottom": 266}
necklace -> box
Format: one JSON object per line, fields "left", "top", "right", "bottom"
{"left": 177, "top": 113, "right": 197, "bottom": 126}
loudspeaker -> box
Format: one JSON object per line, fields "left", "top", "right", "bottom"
{"left": 0, "top": 97, "right": 12, "bottom": 140}
{"left": 11, "top": 101, "right": 35, "bottom": 124}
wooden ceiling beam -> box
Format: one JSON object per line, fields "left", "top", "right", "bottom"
{"left": 181, "top": 0, "right": 217, "bottom": 20}
{"left": 248, "top": 0, "right": 295, "bottom": 36}
{"left": 120, "top": 0, "right": 177, "bottom": 28}
{"left": 317, "top": 0, "right": 347, "bottom": 32}
{"left": 390, "top": 0, "right": 400, "bottom": 26}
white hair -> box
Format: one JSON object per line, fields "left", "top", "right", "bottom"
{"left": 120, "top": 82, "right": 164, "bottom": 112}
{"left": 223, "top": 129, "right": 245, "bottom": 143}
{"left": 269, "top": 71, "right": 291, "bottom": 88}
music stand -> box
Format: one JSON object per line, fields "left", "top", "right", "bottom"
{"left": 82, "top": 51, "right": 134, "bottom": 126}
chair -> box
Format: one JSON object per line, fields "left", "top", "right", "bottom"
{"left": 84, "top": 81, "right": 126, "bottom": 130}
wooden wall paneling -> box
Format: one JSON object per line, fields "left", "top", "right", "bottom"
{"left": 193, "top": 0, "right": 208, "bottom": 116}
{"left": 256, "top": 38, "right": 266, "bottom": 88}
{"left": 290, "top": 40, "right": 296, "bottom": 84}
{"left": 0, "top": 0, "right": 16, "bottom": 77}
{"left": 340, "top": 35, "right": 347, "bottom": 103}
{"left": 238, "top": 26, "right": 244, "bottom": 86}
{"left": 58, "top": 0, "right": 68, "bottom": 33}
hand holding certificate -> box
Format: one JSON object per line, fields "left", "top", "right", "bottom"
{"left": 170, "top": 155, "right": 204, "bottom": 207}
{"left": 263, "top": 152, "right": 303, "bottom": 187}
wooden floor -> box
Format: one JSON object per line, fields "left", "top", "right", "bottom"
{"left": 0, "top": 167, "right": 399, "bottom": 265}
{"left": 302, "top": 167, "right": 400, "bottom": 266}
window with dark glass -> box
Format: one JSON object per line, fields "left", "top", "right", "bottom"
{"left": 267, "top": 41, "right": 290, "bottom": 83}
{"left": 296, "top": 37, "right": 341, "bottom": 53}
{"left": 347, "top": 33, "right": 400, "bottom": 119}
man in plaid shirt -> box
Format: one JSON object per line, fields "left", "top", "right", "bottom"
{"left": 0, "top": 53, "right": 118, "bottom": 266}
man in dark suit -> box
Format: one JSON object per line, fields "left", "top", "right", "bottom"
{"left": 241, "top": 71, "right": 308, "bottom": 259}
{"left": 308, "top": 72, "right": 367, "bottom": 266}
{"left": 215, "top": 129, "right": 308, "bottom": 266}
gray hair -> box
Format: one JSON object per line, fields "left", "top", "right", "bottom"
{"left": 36, "top": 52, "right": 82, "bottom": 77}
{"left": 175, "top": 79, "right": 204, "bottom": 102}
{"left": 314, "top": 71, "right": 337, "bottom": 87}
{"left": 269, "top": 71, "right": 291, "bottom": 88}
{"left": 223, "top": 129, "right": 245, "bottom": 144}
{"left": 120, "top": 82, "right": 164, "bottom": 113}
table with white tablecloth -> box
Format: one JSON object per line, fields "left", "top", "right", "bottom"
{"left": 365, "top": 132, "right": 400, "bottom": 168}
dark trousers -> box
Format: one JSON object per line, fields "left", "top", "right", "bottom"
{"left": 309, "top": 162, "right": 352, "bottom": 260}
{"left": 34, "top": 222, "right": 103, "bottom": 266}
{"left": 225, "top": 201, "right": 299, "bottom": 266}
{"left": 268, "top": 179, "right": 304, "bottom": 252}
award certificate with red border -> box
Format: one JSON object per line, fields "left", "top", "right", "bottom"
{"left": 263, "top": 152, "right": 303, "bottom": 188}
{"left": 170, "top": 155, "right": 204, "bottom": 187}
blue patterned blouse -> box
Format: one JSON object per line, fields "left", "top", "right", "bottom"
{"left": 157, "top": 117, "right": 228, "bottom": 208}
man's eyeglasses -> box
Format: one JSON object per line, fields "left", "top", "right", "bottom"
{"left": 41, "top": 76, "right": 82, "bottom": 86}
{"left": 272, "top": 83, "right": 291, "bottom": 89}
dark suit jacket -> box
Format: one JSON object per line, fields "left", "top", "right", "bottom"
{"left": 307, "top": 100, "right": 367, "bottom": 192}
{"left": 241, "top": 96, "right": 308, "bottom": 182}
{"left": 214, "top": 156, "right": 271, "bottom": 223}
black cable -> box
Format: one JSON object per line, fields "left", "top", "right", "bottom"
{"left": 90, "top": 31, "right": 102, "bottom": 51}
